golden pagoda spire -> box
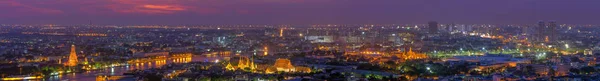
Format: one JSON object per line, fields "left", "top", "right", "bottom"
{"left": 66, "top": 45, "right": 78, "bottom": 66}
{"left": 246, "top": 57, "right": 250, "bottom": 68}
{"left": 226, "top": 62, "right": 235, "bottom": 70}
{"left": 409, "top": 47, "right": 413, "bottom": 53}
{"left": 237, "top": 56, "right": 252, "bottom": 69}
{"left": 250, "top": 56, "right": 256, "bottom": 70}
{"left": 279, "top": 28, "right": 284, "bottom": 37}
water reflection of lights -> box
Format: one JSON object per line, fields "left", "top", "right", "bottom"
{"left": 124, "top": 57, "right": 192, "bottom": 70}
{"left": 111, "top": 67, "right": 115, "bottom": 74}
{"left": 172, "top": 57, "right": 192, "bottom": 63}
{"left": 1, "top": 76, "right": 42, "bottom": 80}
{"left": 47, "top": 55, "right": 214, "bottom": 81}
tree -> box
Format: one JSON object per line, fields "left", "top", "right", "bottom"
{"left": 385, "top": 60, "right": 396, "bottom": 65}
{"left": 580, "top": 66, "right": 596, "bottom": 74}
{"left": 571, "top": 57, "right": 584, "bottom": 63}
{"left": 569, "top": 68, "right": 580, "bottom": 74}
{"left": 277, "top": 76, "right": 285, "bottom": 81}
{"left": 144, "top": 74, "right": 163, "bottom": 81}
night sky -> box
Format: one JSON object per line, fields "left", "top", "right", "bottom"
{"left": 1, "top": 0, "right": 599, "bottom": 25}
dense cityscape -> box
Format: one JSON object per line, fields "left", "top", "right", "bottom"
{"left": 3, "top": 0, "right": 600, "bottom": 81}
{"left": 1, "top": 22, "right": 600, "bottom": 81}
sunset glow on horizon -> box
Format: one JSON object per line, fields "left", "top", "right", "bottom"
{"left": 1, "top": 0, "right": 600, "bottom": 25}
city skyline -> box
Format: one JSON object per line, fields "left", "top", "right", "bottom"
{"left": 3, "top": 0, "right": 600, "bottom": 81}
{"left": 2, "top": 0, "right": 600, "bottom": 25}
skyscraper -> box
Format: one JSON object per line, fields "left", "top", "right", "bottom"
{"left": 547, "top": 21, "right": 557, "bottom": 41}
{"left": 448, "top": 23, "right": 454, "bottom": 32}
{"left": 428, "top": 21, "right": 439, "bottom": 34}
{"left": 66, "top": 45, "right": 78, "bottom": 67}
{"left": 537, "top": 21, "right": 546, "bottom": 41}
{"left": 279, "top": 28, "right": 284, "bottom": 37}
{"left": 535, "top": 21, "right": 558, "bottom": 42}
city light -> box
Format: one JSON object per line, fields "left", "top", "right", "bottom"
{"left": 1, "top": 76, "right": 42, "bottom": 80}
{"left": 0, "top": 1, "right": 594, "bottom": 80}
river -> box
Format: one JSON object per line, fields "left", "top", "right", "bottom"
{"left": 43, "top": 56, "right": 221, "bottom": 81}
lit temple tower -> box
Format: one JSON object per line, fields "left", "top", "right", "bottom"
{"left": 249, "top": 56, "right": 256, "bottom": 70}
{"left": 226, "top": 56, "right": 256, "bottom": 71}
{"left": 279, "top": 28, "right": 284, "bottom": 37}
{"left": 66, "top": 45, "right": 78, "bottom": 66}
{"left": 226, "top": 62, "right": 234, "bottom": 70}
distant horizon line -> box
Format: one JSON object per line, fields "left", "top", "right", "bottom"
{"left": 2, "top": 23, "right": 599, "bottom": 26}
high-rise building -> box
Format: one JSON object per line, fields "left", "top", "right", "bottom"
{"left": 264, "top": 28, "right": 278, "bottom": 37}
{"left": 428, "top": 21, "right": 439, "bottom": 34}
{"left": 448, "top": 23, "right": 454, "bottom": 32}
{"left": 535, "top": 21, "right": 558, "bottom": 42}
{"left": 547, "top": 21, "right": 557, "bottom": 41}
{"left": 66, "top": 45, "right": 78, "bottom": 66}
{"left": 458, "top": 24, "right": 466, "bottom": 33}
{"left": 537, "top": 21, "right": 546, "bottom": 41}
{"left": 279, "top": 28, "right": 284, "bottom": 37}
{"left": 521, "top": 26, "right": 529, "bottom": 35}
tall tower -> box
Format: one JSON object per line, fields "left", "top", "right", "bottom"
{"left": 547, "top": 21, "right": 557, "bottom": 41}
{"left": 537, "top": 21, "right": 546, "bottom": 41}
{"left": 279, "top": 28, "right": 284, "bottom": 37}
{"left": 447, "top": 23, "right": 454, "bottom": 32}
{"left": 263, "top": 46, "right": 268, "bottom": 56}
{"left": 249, "top": 56, "right": 256, "bottom": 70}
{"left": 428, "top": 21, "right": 439, "bottom": 34}
{"left": 66, "top": 45, "right": 78, "bottom": 66}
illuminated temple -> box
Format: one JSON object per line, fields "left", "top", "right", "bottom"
{"left": 226, "top": 57, "right": 311, "bottom": 74}
{"left": 226, "top": 56, "right": 257, "bottom": 70}
{"left": 265, "top": 58, "right": 311, "bottom": 74}
{"left": 65, "top": 45, "right": 78, "bottom": 67}
{"left": 272, "top": 58, "right": 294, "bottom": 72}
{"left": 396, "top": 48, "right": 427, "bottom": 60}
